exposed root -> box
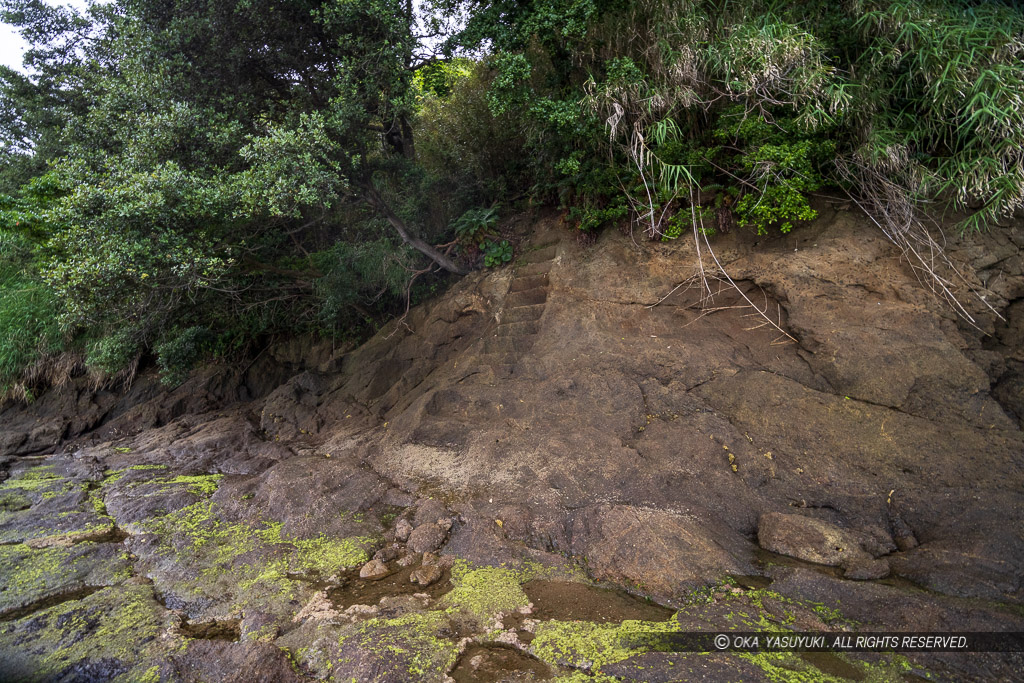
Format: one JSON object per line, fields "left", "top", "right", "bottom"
{"left": 835, "top": 159, "right": 1004, "bottom": 329}
{"left": 647, "top": 188, "right": 796, "bottom": 345}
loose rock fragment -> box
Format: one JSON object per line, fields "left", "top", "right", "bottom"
{"left": 410, "top": 564, "right": 443, "bottom": 586}
{"left": 359, "top": 558, "right": 390, "bottom": 580}
{"left": 407, "top": 523, "right": 447, "bottom": 554}
{"left": 395, "top": 518, "right": 413, "bottom": 542}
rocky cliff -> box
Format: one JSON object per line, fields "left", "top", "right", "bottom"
{"left": 2, "top": 202, "right": 1022, "bottom": 682}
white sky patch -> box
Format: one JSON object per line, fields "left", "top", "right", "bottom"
{"left": 1, "top": 0, "right": 91, "bottom": 72}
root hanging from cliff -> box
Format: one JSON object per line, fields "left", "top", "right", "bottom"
{"left": 646, "top": 194, "right": 797, "bottom": 344}
{"left": 834, "top": 160, "right": 1003, "bottom": 328}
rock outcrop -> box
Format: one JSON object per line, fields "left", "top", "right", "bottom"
{"left": 2, "top": 203, "right": 1023, "bottom": 681}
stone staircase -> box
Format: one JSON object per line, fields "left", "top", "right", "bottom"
{"left": 471, "top": 241, "right": 558, "bottom": 383}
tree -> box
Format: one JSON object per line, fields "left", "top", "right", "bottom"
{"left": 0, "top": 0, "right": 468, "bottom": 386}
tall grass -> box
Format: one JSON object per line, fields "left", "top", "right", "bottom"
{"left": 0, "top": 232, "right": 63, "bottom": 396}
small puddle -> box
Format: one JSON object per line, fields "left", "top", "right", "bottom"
{"left": 522, "top": 580, "right": 675, "bottom": 623}
{"left": 729, "top": 574, "right": 773, "bottom": 590}
{"left": 755, "top": 548, "right": 846, "bottom": 579}
{"left": 755, "top": 548, "right": 927, "bottom": 592}
{"left": 179, "top": 618, "right": 241, "bottom": 641}
{"left": 799, "top": 652, "right": 865, "bottom": 681}
{"left": 327, "top": 564, "right": 452, "bottom": 610}
{"left": 451, "top": 644, "right": 552, "bottom": 683}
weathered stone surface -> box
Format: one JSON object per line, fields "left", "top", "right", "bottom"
{"left": 0, "top": 460, "right": 115, "bottom": 546}
{"left": 163, "top": 639, "right": 308, "bottom": 683}
{"left": 292, "top": 591, "right": 340, "bottom": 624}
{"left": 2, "top": 210, "right": 1023, "bottom": 681}
{"left": 570, "top": 503, "right": 756, "bottom": 602}
{"left": 395, "top": 517, "right": 413, "bottom": 542}
{"left": 768, "top": 566, "right": 1024, "bottom": 681}
{"left": 758, "top": 512, "right": 872, "bottom": 567}
{"left": 407, "top": 522, "right": 448, "bottom": 554}
{"left": 360, "top": 558, "right": 390, "bottom": 580}
{"left": 413, "top": 498, "right": 449, "bottom": 527}
{"left": 374, "top": 543, "right": 401, "bottom": 562}
{"left": 843, "top": 557, "right": 890, "bottom": 581}
{"left": 410, "top": 564, "right": 444, "bottom": 586}
{"left": 0, "top": 541, "right": 131, "bottom": 618}
{"left": 0, "top": 585, "right": 183, "bottom": 682}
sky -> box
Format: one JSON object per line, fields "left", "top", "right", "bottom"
{"left": 1, "top": 0, "right": 91, "bottom": 72}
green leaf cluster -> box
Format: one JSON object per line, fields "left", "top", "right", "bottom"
{"left": 437, "top": 0, "right": 1024, "bottom": 236}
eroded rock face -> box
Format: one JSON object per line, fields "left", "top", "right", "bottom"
{"left": 757, "top": 512, "right": 874, "bottom": 567}
{"left": 2, "top": 207, "right": 1023, "bottom": 680}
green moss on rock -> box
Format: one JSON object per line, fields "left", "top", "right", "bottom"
{"left": 0, "top": 584, "right": 185, "bottom": 682}
{"left": 158, "top": 474, "right": 223, "bottom": 496}
{"left": 355, "top": 611, "right": 461, "bottom": 679}
{"left": 440, "top": 563, "right": 530, "bottom": 625}
{"left": 530, "top": 619, "right": 682, "bottom": 673}
{"left": 0, "top": 542, "right": 132, "bottom": 615}
{"left": 739, "top": 652, "right": 913, "bottom": 683}
{"left": 140, "top": 499, "right": 374, "bottom": 619}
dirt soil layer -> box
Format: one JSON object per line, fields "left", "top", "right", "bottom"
{"left": 2, "top": 203, "right": 1023, "bottom": 682}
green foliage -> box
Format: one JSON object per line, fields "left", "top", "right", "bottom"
{"left": 414, "top": 58, "right": 473, "bottom": 98}
{"left": 85, "top": 327, "right": 141, "bottom": 377}
{"left": 0, "top": 231, "right": 61, "bottom": 391}
{"left": 312, "top": 237, "right": 415, "bottom": 330}
{"left": 480, "top": 239, "right": 512, "bottom": 267}
{"left": 853, "top": 0, "right": 1024, "bottom": 230}
{"left": 567, "top": 199, "right": 629, "bottom": 233}
{"left": 451, "top": 206, "right": 499, "bottom": 243}
{"left": 414, "top": 60, "right": 528, "bottom": 213}
{"left": 440, "top": 0, "right": 1024, "bottom": 237}
{"left": 154, "top": 326, "right": 211, "bottom": 387}
{"left": 2, "top": 0, "right": 1022, "bottom": 390}
{"left": 714, "top": 109, "right": 835, "bottom": 234}
{"left": 0, "top": 0, "right": 472, "bottom": 389}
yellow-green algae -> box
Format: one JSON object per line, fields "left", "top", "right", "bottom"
{"left": 0, "top": 542, "right": 132, "bottom": 612}
{"left": 157, "top": 474, "right": 223, "bottom": 496}
{"left": 439, "top": 563, "right": 530, "bottom": 625}
{"left": 0, "top": 475, "right": 63, "bottom": 492}
{"left": 0, "top": 489, "right": 31, "bottom": 511}
{"left": 140, "top": 484, "right": 375, "bottom": 616}
{"left": 0, "top": 584, "right": 186, "bottom": 682}
{"left": 354, "top": 611, "right": 461, "bottom": 678}
{"left": 530, "top": 619, "right": 682, "bottom": 672}
{"left": 99, "top": 464, "right": 169, "bottom": 486}
{"left": 278, "top": 563, "right": 921, "bottom": 682}
{"left": 10, "top": 464, "right": 57, "bottom": 480}
{"left": 738, "top": 652, "right": 914, "bottom": 683}
{"left": 280, "top": 560, "right": 578, "bottom": 681}
{"left": 526, "top": 579, "right": 922, "bottom": 682}
{"left": 0, "top": 467, "right": 117, "bottom": 546}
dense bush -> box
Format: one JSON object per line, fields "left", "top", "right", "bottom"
{"left": 436, "top": 0, "right": 1024, "bottom": 236}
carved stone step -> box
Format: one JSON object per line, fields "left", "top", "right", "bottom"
{"left": 482, "top": 337, "right": 534, "bottom": 355}
{"left": 519, "top": 244, "right": 557, "bottom": 264}
{"left": 516, "top": 260, "right": 553, "bottom": 277}
{"left": 495, "top": 320, "right": 540, "bottom": 337}
{"left": 509, "top": 274, "right": 549, "bottom": 293}
{"left": 507, "top": 288, "right": 547, "bottom": 307}
{"left": 501, "top": 304, "right": 546, "bottom": 324}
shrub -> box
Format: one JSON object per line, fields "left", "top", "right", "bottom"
{"left": 480, "top": 239, "right": 512, "bottom": 267}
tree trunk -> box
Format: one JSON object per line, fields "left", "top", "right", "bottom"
{"left": 362, "top": 186, "right": 467, "bottom": 275}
